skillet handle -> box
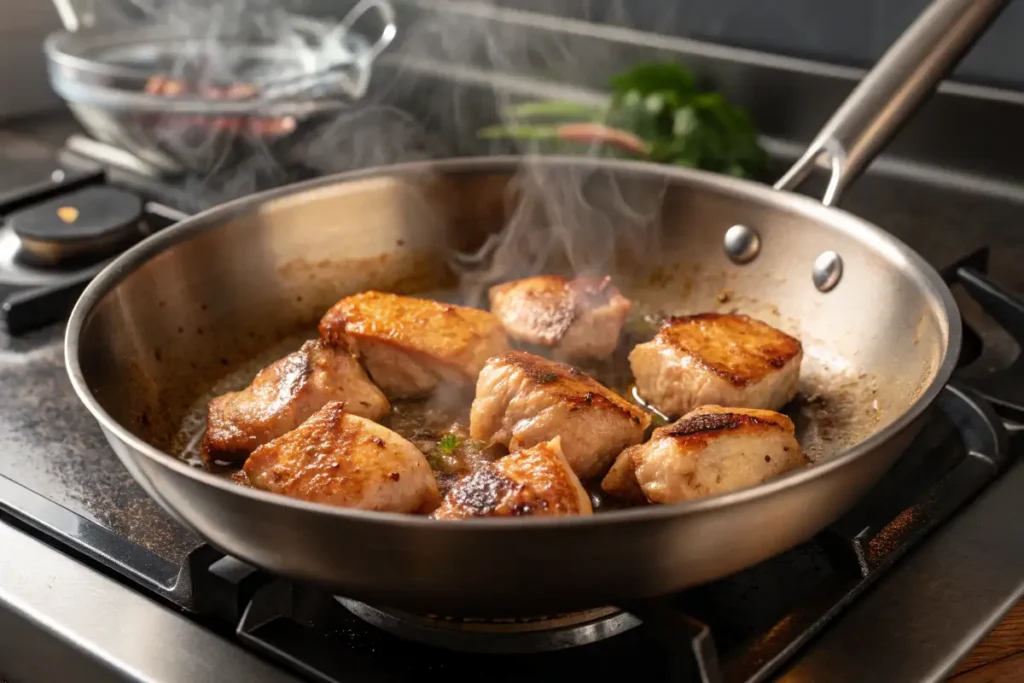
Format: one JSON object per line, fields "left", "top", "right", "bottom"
{"left": 773, "top": 0, "right": 1008, "bottom": 206}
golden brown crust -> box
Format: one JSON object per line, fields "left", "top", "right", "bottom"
{"left": 203, "top": 349, "right": 312, "bottom": 462}
{"left": 432, "top": 438, "right": 592, "bottom": 519}
{"left": 655, "top": 313, "right": 801, "bottom": 388}
{"left": 319, "top": 291, "right": 507, "bottom": 375}
{"left": 432, "top": 466, "right": 518, "bottom": 518}
{"left": 494, "top": 351, "right": 650, "bottom": 427}
{"left": 243, "top": 402, "right": 440, "bottom": 512}
{"left": 488, "top": 275, "right": 627, "bottom": 345}
{"left": 202, "top": 339, "right": 389, "bottom": 463}
{"left": 657, "top": 405, "right": 795, "bottom": 446}
{"left": 244, "top": 401, "right": 351, "bottom": 499}
{"left": 602, "top": 405, "right": 803, "bottom": 504}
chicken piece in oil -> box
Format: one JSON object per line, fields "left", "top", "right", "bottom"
{"left": 488, "top": 275, "right": 631, "bottom": 361}
{"left": 432, "top": 437, "right": 592, "bottom": 519}
{"left": 319, "top": 291, "right": 509, "bottom": 399}
{"left": 602, "top": 405, "right": 807, "bottom": 504}
{"left": 470, "top": 351, "right": 650, "bottom": 480}
{"left": 203, "top": 339, "right": 389, "bottom": 464}
{"left": 243, "top": 401, "right": 440, "bottom": 513}
{"left": 629, "top": 313, "right": 802, "bottom": 417}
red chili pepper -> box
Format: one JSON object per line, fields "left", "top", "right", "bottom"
{"left": 556, "top": 123, "right": 651, "bottom": 156}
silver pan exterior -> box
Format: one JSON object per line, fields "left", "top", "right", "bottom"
{"left": 65, "top": 156, "right": 957, "bottom": 615}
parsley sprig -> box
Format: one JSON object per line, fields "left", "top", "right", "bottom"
{"left": 478, "top": 61, "right": 767, "bottom": 180}
{"left": 438, "top": 433, "right": 460, "bottom": 456}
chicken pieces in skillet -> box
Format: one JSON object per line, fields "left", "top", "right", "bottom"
{"left": 602, "top": 405, "right": 807, "bottom": 504}
{"left": 243, "top": 401, "right": 440, "bottom": 513}
{"left": 630, "top": 313, "right": 802, "bottom": 417}
{"left": 470, "top": 351, "right": 650, "bottom": 480}
{"left": 319, "top": 291, "right": 509, "bottom": 399}
{"left": 432, "top": 437, "right": 592, "bottom": 519}
{"left": 488, "top": 275, "right": 631, "bottom": 361}
{"left": 203, "top": 339, "right": 390, "bottom": 464}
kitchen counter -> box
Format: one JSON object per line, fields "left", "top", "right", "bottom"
{"left": 951, "top": 603, "right": 1024, "bottom": 681}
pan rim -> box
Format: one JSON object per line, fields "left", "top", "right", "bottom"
{"left": 64, "top": 155, "right": 962, "bottom": 530}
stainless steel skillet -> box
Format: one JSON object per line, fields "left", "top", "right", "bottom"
{"left": 65, "top": 0, "right": 1003, "bottom": 616}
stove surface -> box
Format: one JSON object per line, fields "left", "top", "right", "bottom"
{"left": 0, "top": 122, "right": 201, "bottom": 576}
{"left": 1, "top": 109, "right": 1023, "bottom": 683}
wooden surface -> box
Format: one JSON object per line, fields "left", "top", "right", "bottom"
{"left": 950, "top": 601, "right": 1024, "bottom": 682}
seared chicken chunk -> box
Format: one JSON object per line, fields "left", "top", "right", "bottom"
{"left": 203, "top": 339, "right": 390, "bottom": 463}
{"left": 600, "top": 446, "right": 648, "bottom": 505}
{"left": 320, "top": 291, "right": 509, "bottom": 399}
{"left": 470, "top": 351, "right": 650, "bottom": 479}
{"left": 432, "top": 437, "right": 592, "bottom": 519}
{"left": 243, "top": 402, "right": 440, "bottom": 513}
{"left": 630, "top": 313, "right": 802, "bottom": 417}
{"left": 602, "top": 405, "right": 806, "bottom": 504}
{"left": 488, "top": 275, "right": 631, "bottom": 360}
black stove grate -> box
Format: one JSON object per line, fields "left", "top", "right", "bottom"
{"left": 956, "top": 267, "right": 1024, "bottom": 422}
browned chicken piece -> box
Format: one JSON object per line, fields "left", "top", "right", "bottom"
{"left": 600, "top": 446, "right": 648, "bottom": 505}
{"left": 470, "top": 351, "right": 651, "bottom": 480}
{"left": 203, "top": 339, "right": 390, "bottom": 464}
{"left": 319, "top": 291, "right": 510, "bottom": 399}
{"left": 488, "top": 275, "right": 631, "bottom": 360}
{"left": 243, "top": 402, "right": 440, "bottom": 513}
{"left": 144, "top": 75, "right": 187, "bottom": 96}
{"left": 602, "top": 405, "right": 807, "bottom": 504}
{"left": 432, "top": 437, "right": 592, "bottom": 519}
{"left": 629, "top": 313, "right": 802, "bottom": 417}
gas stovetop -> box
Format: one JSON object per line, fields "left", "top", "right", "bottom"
{"left": 1, "top": 116, "right": 1024, "bottom": 683}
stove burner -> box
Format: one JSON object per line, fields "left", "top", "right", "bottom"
{"left": 0, "top": 171, "right": 184, "bottom": 334}
{"left": 0, "top": 224, "right": 70, "bottom": 287}
{"left": 8, "top": 186, "right": 145, "bottom": 267}
{"left": 0, "top": 168, "right": 106, "bottom": 287}
{"left": 336, "top": 598, "right": 642, "bottom": 653}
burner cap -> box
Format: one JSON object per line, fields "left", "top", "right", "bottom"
{"left": 8, "top": 186, "right": 144, "bottom": 267}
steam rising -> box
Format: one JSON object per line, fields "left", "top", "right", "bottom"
{"left": 452, "top": 164, "right": 667, "bottom": 308}
{"left": 389, "top": 0, "right": 671, "bottom": 305}
{"left": 110, "top": 0, "right": 671, "bottom": 293}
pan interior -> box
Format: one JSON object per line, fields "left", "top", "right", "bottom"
{"left": 72, "top": 159, "right": 951, "bottom": 500}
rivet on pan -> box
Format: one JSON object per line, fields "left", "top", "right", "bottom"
{"left": 813, "top": 251, "right": 843, "bottom": 292}
{"left": 724, "top": 225, "right": 760, "bottom": 264}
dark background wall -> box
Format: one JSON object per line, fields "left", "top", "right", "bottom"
{"left": 484, "top": 0, "right": 1024, "bottom": 90}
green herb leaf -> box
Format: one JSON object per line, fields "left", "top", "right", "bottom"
{"left": 476, "top": 59, "right": 768, "bottom": 180}
{"left": 439, "top": 433, "right": 460, "bottom": 456}
{"left": 672, "top": 106, "right": 698, "bottom": 138}
{"left": 609, "top": 61, "right": 696, "bottom": 99}
{"left": 501, "top": 100, "right": 606, "bottom": 122}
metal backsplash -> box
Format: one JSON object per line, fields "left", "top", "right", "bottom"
{"left": 366, "top": 0, "right": 1024, "bottom": 191}
{"left": 474, "top": 0, "right": 1024, "bottom": 91}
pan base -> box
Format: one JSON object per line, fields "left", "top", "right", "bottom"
{"left": 335, "top": 598, "right": 641, "bottom": 653}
